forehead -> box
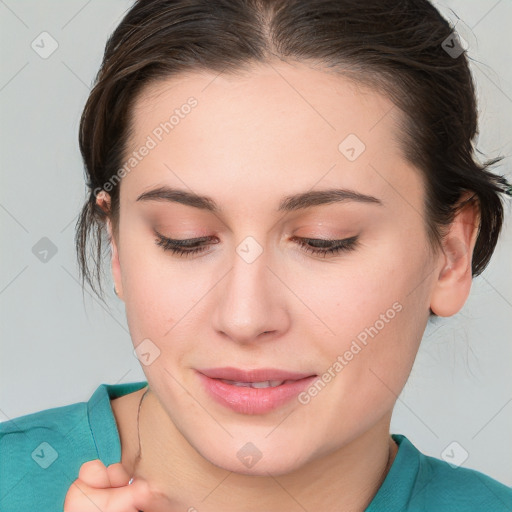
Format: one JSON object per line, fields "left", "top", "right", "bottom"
{"left": 121, "top": 61, "right": 421, "bottom": 214}
{"left": 130, "top": 61, "right": 400, "bottom": 143}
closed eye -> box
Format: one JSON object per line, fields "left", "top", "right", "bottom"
{"left": 292, "top": 235, "right": 359, "bottom": 257}
{"left": 154, "top": 231, "right": 359, "bottom": 258}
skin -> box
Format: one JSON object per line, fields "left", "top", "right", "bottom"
{"left": 76, "top": 59, "right": 478, "bottom": 511}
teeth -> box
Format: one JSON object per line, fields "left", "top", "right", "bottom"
{"left": 220, "top": 379, "right": 285, "bottom": 388}
{"left": 252, "top": 380, "right": 284, "bottom": 388}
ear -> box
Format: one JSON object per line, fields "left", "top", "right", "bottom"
{"left": 107, "top": 218, "right": 124, "bottom": 302}
{"left": 96, "top": 191, "right": 124, "bottom": 302}
{"left": 430, "top": 192, "right": 480, "bottom": 317}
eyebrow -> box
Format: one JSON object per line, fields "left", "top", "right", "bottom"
{"left": 135, "top": 186, "right": 383, "bottom": 212}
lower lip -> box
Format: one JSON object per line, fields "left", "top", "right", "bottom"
{"left": 197, "top": 372, "right": 318, "bottom": 414}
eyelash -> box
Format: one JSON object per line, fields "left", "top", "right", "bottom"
{"left": 154, "top": 232, "right": 359, "bottom": 258}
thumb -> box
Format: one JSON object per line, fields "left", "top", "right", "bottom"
{"left": 128, "top": 477, "right": 157, "bottom": 511}
{"left": 131, "top": 477, "right": 185, "bottom": 512}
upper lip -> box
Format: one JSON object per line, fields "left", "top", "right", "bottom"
{"left": 197, "top": 367, "right": 316, "bottom": 382}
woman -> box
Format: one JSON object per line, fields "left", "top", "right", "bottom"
{"left": 1, "top": 0, "right": 511, "bottom": 510}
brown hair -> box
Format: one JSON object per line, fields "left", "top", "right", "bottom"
{"left": 75, "top": 0, "right": 510, "bottom": 304}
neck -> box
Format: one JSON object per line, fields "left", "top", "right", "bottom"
{"left": 130, "top": 388, "right": 398, "bottom": 512}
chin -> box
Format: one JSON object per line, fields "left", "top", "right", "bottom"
{"left": 192, "top": 435, "right": 313, "bottom": 477}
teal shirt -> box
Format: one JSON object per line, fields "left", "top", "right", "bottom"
{"left": 1, "top": 381, "right": 511, "bottom": 511}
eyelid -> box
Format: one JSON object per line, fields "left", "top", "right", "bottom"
{"left": 152, "top": 228, "right": 359, "bottom": 247}
{"left": 153, "top": 229, "right": 359, "bottom": 259}
{"left": 153, "top": 229, "right": 214, "bottom": 243}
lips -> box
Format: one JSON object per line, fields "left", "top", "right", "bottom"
{"left": 197, "top": 367, "right": 314, "bottom": 382}
{"left": 196, "top": 367, "right": 318, "bottom": 414}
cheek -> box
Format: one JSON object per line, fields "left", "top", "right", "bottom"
{"left": 307, "top": 234, "right": 432, "bottom": 390}
{"left": 293, "top": 255, "right": 431, "bottom": 450}
{"left": 311, "top": 236, "right": 430, "bottom": 337}
{"left": 120, "top": 229, "right": 219, "bottom": 362}
{"left": 119, "top": 228, "right": 178, "bottom": 343}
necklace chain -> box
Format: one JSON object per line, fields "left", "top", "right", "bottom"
{"left": 132, "top": 385, "right": 150, "bottom": 479}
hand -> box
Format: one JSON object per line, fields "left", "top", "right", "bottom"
{"left": 63, "top": 459, "right": 175, "bottom": 512}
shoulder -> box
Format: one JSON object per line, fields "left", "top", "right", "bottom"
{"left": 368, "top": 434, "right": 512, "bottom": 511}
{"left": 0, "top": 385, "right": 120, "bottom": 512}
{"left": 409, "top": 439, "right": 512, "bottom": 511}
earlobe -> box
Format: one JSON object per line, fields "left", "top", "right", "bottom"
{"left": 429, "top": 194, "right": 479, "bottom": 317}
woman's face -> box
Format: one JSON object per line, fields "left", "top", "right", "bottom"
{"left": 108, "top": 61, "right": 441, "bottom": 475}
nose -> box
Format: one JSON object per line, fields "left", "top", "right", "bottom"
{"left": 211, "top": 246, "right": 290, "bottom": 345}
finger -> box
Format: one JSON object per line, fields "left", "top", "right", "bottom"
{"left": 78, "top": 459, "right": 111, "bottom": 488}
{"left": 106, "top": 462, "right": 132, "bottom": 488}
{"left": 64, "top": 477, "right": 150, "bottom": 512}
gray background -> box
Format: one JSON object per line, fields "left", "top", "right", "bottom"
{"left": 1, "top": 0, "right": 511, "bottom": 486}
